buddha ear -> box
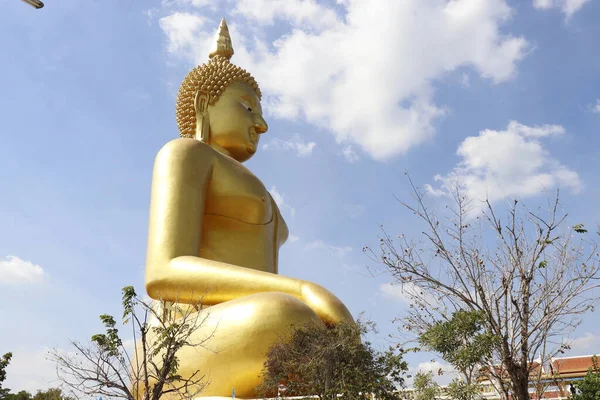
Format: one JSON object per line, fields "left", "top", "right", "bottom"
{"left": 194, "top": 91, "right": 211, "bottom": 142}
{"left": 194, "top": 90, "right": 210, "bottom": 115}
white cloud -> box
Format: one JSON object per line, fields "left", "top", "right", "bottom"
{"left": 269, "top": 186, "right": 296, "bottom": 217}
{"left": 305, "top": 240, "right": 352, "bottom": 258}
{"left": 232, "top": 0, "right": 339, "bottom": 29}
{"left": 158, "top": 12, "right": 208, "bottom": 55}
{"left": 288, "top": 234, "right": 300, "bottom": 243}
{"left": 591, "top": 99, "right": 600, "bottom": 113}
{"left": 416, "top": 360, "right": 455, "bottom": 375}
{"left": 568, "top": 332, "right": 600, "bottom": 354}
{"left": 380, "top": 282, "right": 411, "bottom": 304}
{"left": 0, "top": 256, "right": 45, "bottom": 285}
{"left": 261, "top": 134, "right": 316, "bottom": 156}
{"left": 380, "top": 282, "right": 439, "bottom": 306}
{"left": 413, "top": 361, "right": 459, "bottom": 386}
{"left": 426, "top": 120, "right": 582, "bottom": 204}
{"left": 532, "top": 0, "right": 591, "bottom": 17}
{"left": 342, "top": 146, "right": 360, "bottom": 163}
{"left": 533, "top": 0, "right": 554, "bottom": 8}
{"left": 159, "top": 0, "right": 528, "bottom": 161}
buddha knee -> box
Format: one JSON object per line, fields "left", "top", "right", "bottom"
{"left": 251, "top": 292, "right": 322, "bottom": 328}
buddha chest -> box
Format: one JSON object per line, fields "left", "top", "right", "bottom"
{"left": 204, "top": 155, "right": 273, "bottom": 225}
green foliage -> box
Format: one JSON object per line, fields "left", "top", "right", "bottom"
{"left": 1, "top": 390, "right": 31, "bottom": 400}
{"left": 91, "top": 314, "right": 122, "bottom": 357}
{"left": 121, "top": 285, "right": 137, "bottom": 323}
{"left": 1, "top": 388, "right": 74, "bottom": 400}
{"left": 90, "top": 286, "right": 186, "bottom": 395}
{"left": 573, "top": 355, "right": 600, "bottom": 400}
{"left": 0, "top": 352, "right": 13, "bottom": 399}
{"left": 419, "top": 310, "right": 498, "bottom": 383}
{"left": 50, "top": 286, "right": 207, "bottom": 400}
{"left": 256, "top": 319, "right": 407, "bottom": 400}
{"left": 573, "top": 223, "right": 588, "bottom": 234}
{"left": 0, "top": 353, "right": 11, "bottom": 385}
{"left": 32, "top": 388, "right": 73, "bottom": 400}
{"left": 413, "top": 371, "right": 440, "bottom": 400}
{"left": 445, "top": 379, "right": 482, "bottom": 400}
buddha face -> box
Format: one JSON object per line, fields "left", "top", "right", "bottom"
{"left": 205, "top": 82, "right": 268, "bottom": 162}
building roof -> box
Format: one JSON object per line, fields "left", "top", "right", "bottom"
{"left": 550, "top": 354, "right": 598, "bottom": 377}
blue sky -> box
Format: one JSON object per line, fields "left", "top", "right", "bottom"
{"left": 1, "top": 0, "right": 599, "bottom": 392}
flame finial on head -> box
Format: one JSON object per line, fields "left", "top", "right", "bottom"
{"left": 209, "top": 18, "right": 234, "bottom": 60}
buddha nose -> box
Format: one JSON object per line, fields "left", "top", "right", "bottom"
{"left": 254, "top": 114, "right": 268, "bottom": 134}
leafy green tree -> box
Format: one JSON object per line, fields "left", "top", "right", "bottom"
{"left": 2, "top": 387, "right": 74, "bottom": 400}
{"left": 420, "top": 310, "right": 498, "bottom": 386}
{"left": 32, "top": 388, "right": 73, "bottom": 400}
{"left": 2, "top": 391, "right": 31, "bottom": 400}
{"left": 413, "top": 371, "right": 440, "bottom": 400}
{"left": 49, "top": 286, "right": 212, "bottom": 400}
{"left": 446, "top": 379, "right": 482, "bottom": 400}
{"left": 256, "top": 319, "right": 407, "bottom": 400}
{"left": 573, "top": 355, "right": 600, "bottom": 400}
{"left": 0, "top": 352, "right": 13, "bottom": 399}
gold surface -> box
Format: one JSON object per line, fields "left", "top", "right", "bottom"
{"left": 144, "top": 19, "right": 352, "bottom": 399}
{"left": 176, "top": 19, "right": 261, "bottom": 138}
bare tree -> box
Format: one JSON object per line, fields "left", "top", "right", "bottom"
{"left": 49, "top": 286, "right": 213, "bottom": 400}
{"left": 365, "top": 180, "right": 600, "bottom": 400}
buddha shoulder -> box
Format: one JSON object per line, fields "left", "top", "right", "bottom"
{"left": 154, "top": 138, "right": 217, "bottom": 172}
{"left": 156, "top": 138, "right": 216, "bottom": 160}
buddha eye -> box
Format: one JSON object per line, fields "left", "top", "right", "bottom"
{"left": 239, "top": 101, "right": 252, "bottom": 112}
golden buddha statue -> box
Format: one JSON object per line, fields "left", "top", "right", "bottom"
{"left": 145, "top": 19, "right": 352, "bottom": 398}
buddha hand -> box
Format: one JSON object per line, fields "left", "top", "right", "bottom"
{"left": 300, "top": 281, "right": 353, "bottom": 325}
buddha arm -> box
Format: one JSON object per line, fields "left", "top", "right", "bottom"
{"left": 145, "top": 138, "right": 352, "bottom": 324}
{"left": 145, "top": 138, "right": 301, "bottom": 302}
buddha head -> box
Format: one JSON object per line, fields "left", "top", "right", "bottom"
{"left": 176, "top": 19, "right": 268, "bottom": 162}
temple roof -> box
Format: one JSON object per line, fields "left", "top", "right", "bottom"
{"left": 551, "top": 355, "right": 598, "bottom": 375}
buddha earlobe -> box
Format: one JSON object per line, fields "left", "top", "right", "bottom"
{"left": 194, "top": 90, "right": 211, "bottom": 143}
